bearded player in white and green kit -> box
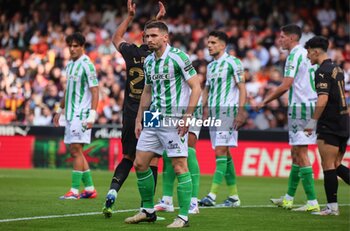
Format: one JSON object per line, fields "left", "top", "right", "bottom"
{"left": 258, "top": 24, "right": 320, "bottom": 212}
{"left": 53, "top": 32, "right": 99, "bottom": 200}
{"left": 199, "top": 31, "right": 246, "bottom": 207}
{"left": 124, "top": 21, "right": 201, "bottom": 228}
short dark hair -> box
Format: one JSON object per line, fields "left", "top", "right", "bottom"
{"left": 208, "top": 30, "right": 228, "bottom": 44}
{"left": 65, "top": 32, "right": 86, "bottom": 46}
{"left": 144, "top": 21, "right": 168, "bottom": 33}
{"left": 304, "top": 36, "right": 329, "bottom": 52}
{"left": 281, "top": 24, "right": 302, "bottom": 40}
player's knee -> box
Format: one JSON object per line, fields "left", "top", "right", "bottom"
{"left": 215, "top": 147, "right": 227, "bottom": 156}
{"left": 172, "top": 161, "right": 188, "bottom": 175}
{"left": 321, "top": 160, "right": 336, "bottom": 170}
{"left": 69, "top": 145, "right": 81, "bottom": 157}
{"left": 133, "top": 159, "right": 147, "bottom": 172}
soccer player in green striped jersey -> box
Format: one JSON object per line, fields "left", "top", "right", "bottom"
{"left": 154, "top": 98, "right": 202, "bottom": 214}
{"left": 102, "top": 0, "right": 166, "bottom": 218}
{"left": 124, "top": 21, "right": 201, "bottom": 228}
{"left": 258, "top": 24, "right": 320, "bottom": 212}
{"left": 199, "top": 30, "right": 246, "bottom": 208}
{"left": 53, "top": 32, "right": 99, "bottom": 200}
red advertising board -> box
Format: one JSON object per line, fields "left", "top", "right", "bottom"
{"left": 0, "top": 136, "right": 35, "bottom": 168}
{"left": 1, "top": 136, "right": 349, "bottom": 180}
{"left": 195, "top": 140, "right": 350, "bottom": 179}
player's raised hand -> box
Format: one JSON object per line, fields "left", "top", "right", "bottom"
{"left": 156, "top": 1, "right": 166, "bottom": 20}
{"left": 127, "top": 0, "right": 136, "bottom": 17}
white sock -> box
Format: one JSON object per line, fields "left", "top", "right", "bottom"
{"left": 85, "top": 186, "right": 95, "bottom": 191}
{"left": 327, "top": 202, "right": 338, "bottom": 211}
{"left": 191, "top": 197, "right": 198, "bottom": 205}
{"left": 162, "top": 196, "right": 173, "bottom": 205}
{"left": 229, "top": 195, "right": 239, "bottom": 200}
{"left": 307, "top": 199, "right": 318, "bottom": 206}
{"left": 143, "top": 208, "right": 155, "bottom": 214}
{"left": 178, "top": 215, "right": 188, "bottom": 222}
{"left": 284, "top": 194, "right": 294, "bottom": 201}
{"left": 208, "top": 192, "right": 216, "bottom": 200}
{"left": 70, "top": 188, "right": 79, "bottom": 194}
{"left": 108, "top": 189, "right": 117, "bottom": 197}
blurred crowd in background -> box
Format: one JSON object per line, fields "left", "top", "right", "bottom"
{"left": 0, "top": 0, "right": 349, "bottom": 129}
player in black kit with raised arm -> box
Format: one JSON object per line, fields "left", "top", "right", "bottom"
{"left": 304, "top": 36, "right": 350, "bottom": 216}
{"left": 103, "top": 0, "right": 166, "bottom": 218}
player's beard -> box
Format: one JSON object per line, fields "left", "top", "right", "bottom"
{"left": 210, "top": 51, "right": 220, "bottom": 59}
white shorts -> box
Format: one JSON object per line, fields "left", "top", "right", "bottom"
{"left": 189, "top": 117, "right": 201, "bottom": 139}
{"left": 209, "top": 115, "right": 238, "bottom": 148}
{"left": 64, "top": 116, "right": 91, "bottom": 144}
{"left": 136, "top": 126, "right": 188, "bottom": 157}
{"left": 288, "top": 118, "right": 316, "bottom": 145}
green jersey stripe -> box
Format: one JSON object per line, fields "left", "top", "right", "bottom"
{"left": 154, "top": 60, "right": 161, "bottom": 110}
{"left": 209, "top": 78, "right": 215, "bottom": 114}
{"left": 163, "top": 57, "right": 172, "bottom": 114}
{"left": 216, "top": 77, "right": 222, "bottom": 118}
{"left": 79, "top": 70, "right": 87, "bottom": 109}
{"left": 233, "top": 58, "right": 242, "bottom": 82}
{"left": 172, "top": 59, "right": 182, "bottom": 107}
{"left": 225, "top": 63, "right": 233, "bottom": 102}
{"left": 69, "top": 63, "right": 82, "bottom": 121}
{"left": 301, "top": 103, "right": 306, "bottom": 120}
{"left": 292, "top": 103, "right": 296, "bottom": 119}
{"left": 70, "top": 80, "right": 77, "bottom": 121}
{"left": 285, "top": 52, "right": 295, "bottom": 76}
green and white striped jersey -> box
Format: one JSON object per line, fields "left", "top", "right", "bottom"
{"left": 144, "top": 44, "right": 197, "bottom": 117}
{"left": 65, "top": 54, "right": 99, "bottom": 121}
{"left": 284, "top": 44, "right": 318, "bottom": 119}
{"left": 205, "top": 52, "right": 244, "bottom": 119}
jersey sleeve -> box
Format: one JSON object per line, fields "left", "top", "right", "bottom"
{"left": 315, "top": 70, "right": 331, "bottom": 95}
{"left": 143, "top": 58, "right": 152, "bottom": 85}
{"left": 205, "top": 63, "right": 211, "bottom": 87}
{"left": 83, "top": 61, "right": 99, "bottom": 87}
{"left": 172, "top": 49, "right": 197, "bottom": 81}
{"left": 284, "top": 52, "right": 301, "bottom": 78}
{"left": 231, "top": 58, "right": 245, "bottom": 84}
{"left": 118, "top": 42, "right": 133, "bottom": 58}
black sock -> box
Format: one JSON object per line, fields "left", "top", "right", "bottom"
{"left": 150, "top": 165, "right": 158, "bottom": 193}
{"left": 336, "top": 164, "right": 350, "bottom": 185}
{"left": 323, "top": 169, "right": 338, "bottom": 203}
{"left": 110, "top": 158, "right": 133, "bottom": 192}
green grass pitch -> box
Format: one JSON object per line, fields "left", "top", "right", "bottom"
{"left": 0, "top": 169, "right": 349, "bottom": 230}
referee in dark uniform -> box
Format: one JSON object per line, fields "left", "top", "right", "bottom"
{"left": 102, "top": 0, "right": 165, "bottom": 218}
{"left": 304, "top": 36, "right": 350, "bottom": 216}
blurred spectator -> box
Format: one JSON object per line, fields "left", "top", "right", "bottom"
{"left": 300, "top": 24, "right": 315, "bottom": 46}
{"left": 317, "top": 1, "right": 336, "bottom": 27}
{"left": 5, "top": 86, "right": 24, "bottom": 113}
{"left": 242, "top": 50, "right": 261, "bottom": 74}
{"left": 0, "top": 0, "right": 347, "bottom": 130}
{"left": 33, "top": 105, "right": 52, "bottom": 125}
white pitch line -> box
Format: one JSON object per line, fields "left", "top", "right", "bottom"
{"left": 0, "top": 204, "right": 349, "bottom": 223}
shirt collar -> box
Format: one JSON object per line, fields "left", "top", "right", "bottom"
{"left": 73, "top": 54, "right": 86, "bottom": 63}
{"left": 215, "top": 52, "right": 229, "bottom": 63}
{"left": 290, "top": 44, "right": 301, "bottom": 53}
{"left": 153, "top": 44, "right": 171, "bottom": 60}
